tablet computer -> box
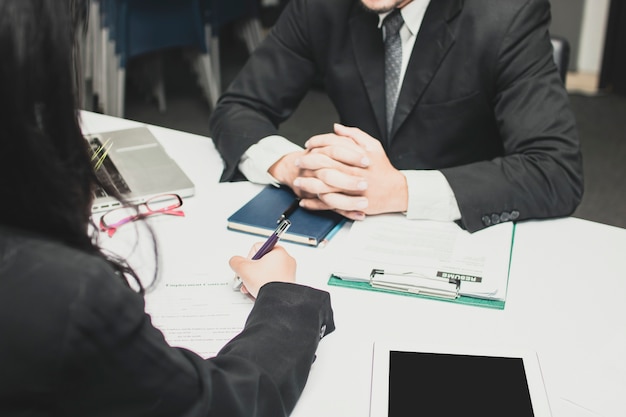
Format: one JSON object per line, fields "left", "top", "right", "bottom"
{"left": 370, "top": 341, "right": 552, "bottom": 417}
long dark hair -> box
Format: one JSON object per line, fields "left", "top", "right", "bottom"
{"left": 0, "top": 0, "right": 151, "bottom": 292}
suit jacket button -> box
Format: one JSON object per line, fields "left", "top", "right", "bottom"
{"left": 500, "top": 212, "right": 511, "bottom": 222}
{"left": 481, "top": 215, "right": 491, "bottom": 226}
{"left": 510, "top": 210, "right": 520, "bottom": 220}
{"left": 491, "top": 213, "right": 501, "bottom": 224}
{"left": 319, "top": 324, "right": 327, "bottom": 339}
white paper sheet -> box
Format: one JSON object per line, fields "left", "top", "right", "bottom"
{"left": 332, "top": 215, "right": 514, "bottom": 300}
{"left": 144, "top": 274, "right": 253, "bottom": 358}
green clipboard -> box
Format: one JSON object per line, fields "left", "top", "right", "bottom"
{"left": 327, "top": 275, "right": 505, "bottom": 309}
{"left": 327, "top": 223, "right": 516, "bottom": 310}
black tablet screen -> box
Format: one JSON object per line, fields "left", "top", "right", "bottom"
{"left": 388, "top": 351, "right": 535, "bottom": 417}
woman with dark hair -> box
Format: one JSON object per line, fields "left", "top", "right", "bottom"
{"left": 0, "top": 1, "right": 335, "bottom": 416}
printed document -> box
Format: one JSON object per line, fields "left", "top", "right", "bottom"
{"left": 332, "top": 214, "right": 514, "bottom": 300}
{"left": 144, "top": 275, "right": 252, "bottom": 358}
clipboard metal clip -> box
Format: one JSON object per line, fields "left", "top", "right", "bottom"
{"left": 369, "top": 269, "right": 461, "bottom": 300}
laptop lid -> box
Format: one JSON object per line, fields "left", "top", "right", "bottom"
{"left": 86, "top": 126, "right": 195, "bottom": 212}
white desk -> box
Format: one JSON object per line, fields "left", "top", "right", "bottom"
{"left": 81, "top": 111, "right": 626, "bottom": 417}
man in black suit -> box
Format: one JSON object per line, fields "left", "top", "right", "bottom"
{"left": 210, "top": 0, "right": 583, "bottom": 232}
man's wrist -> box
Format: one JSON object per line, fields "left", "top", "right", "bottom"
{"left": 268, "top": 151, "right": 301, "bottom": 186}
{"left": 388, "top": 170, "right": 409, "bottom": 213}
{"left": 400, "top": 170, "right": 461, "bottom": 221}
{"left": 238, "top": 135, "right": 304, "bottom": 185}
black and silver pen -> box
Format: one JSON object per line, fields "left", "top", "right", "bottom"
{"left": 233, "top": 219, "right": 291, "bottom": 291}
{"left": 277, "top": 199, "right": 300, "bottom": 224}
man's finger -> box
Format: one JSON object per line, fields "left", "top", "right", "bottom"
{"left": 294, "top": 170, "right": 367, "bottom": 193}
{"left": 333, "top": 123, "right": 379, "bottom": 151}
{"left": 295, "top": 152, "right": 341, "bottom": 170}
{"left": 305, "top": 132, "right": 356, "bottom": 149}
{"left": 301, "top": 191, "right": 368, "bottom": 212}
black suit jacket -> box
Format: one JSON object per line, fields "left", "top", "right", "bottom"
{"left": 210, "top": 0, "right": 583, "bottom": 232}
{"left": 0, "top": 226, "right": 335, "bottom": 416}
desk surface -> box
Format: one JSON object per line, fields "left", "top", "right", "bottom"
{"left": 81, "top": 111, "right": 626, "bottom": 417}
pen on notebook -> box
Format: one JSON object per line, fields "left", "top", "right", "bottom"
{"left": 278, "top": 199, "right": 300, "bottom": 224}
{"left": 233, "top": 219, "right": 292, "bottom": 291}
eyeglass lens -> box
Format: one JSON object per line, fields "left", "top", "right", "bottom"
{"left": 100, "top": 194, "right": 183, "bottom": 229}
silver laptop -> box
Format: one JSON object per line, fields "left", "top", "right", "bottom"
{"left": 86, "top": 126, "right": 195, "bottom": 212}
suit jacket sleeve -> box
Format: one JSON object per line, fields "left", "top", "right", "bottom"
{"left": 59, "top": 257, "right": 335, "bottom": 417}
{"left": 209, "top": 0, "right": 320, "bottom": 182}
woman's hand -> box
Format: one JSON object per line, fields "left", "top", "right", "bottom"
{"left": 229, "top": 244, "right": 296, "bottom": 298}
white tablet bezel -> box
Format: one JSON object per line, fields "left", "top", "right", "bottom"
{"left": 370, "top": 340, "right": 552, "bottom": 417}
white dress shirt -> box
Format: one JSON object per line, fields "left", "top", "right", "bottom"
{"left": 238, "top": 0, "right": 461, "bottom": 221}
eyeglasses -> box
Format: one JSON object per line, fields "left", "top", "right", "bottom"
{"left": 99, "top": 194, "right": 185, "bottom": 237}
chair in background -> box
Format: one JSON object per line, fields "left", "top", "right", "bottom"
{"left": 200, "top": 0, "right": 265, "bottom": 96}
{"left": 82, "top": 0, "right": 221, "bottom": 117}
{"left": 551, "top": 35, "right": 571, "bottom": 84}
{"left": 79, "top": 0, "right": 112, "bottom": 114}
{"left": 115, "top": 0, "right": 221, "bottom": 116}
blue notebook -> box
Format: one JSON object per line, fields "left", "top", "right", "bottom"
{"left": 226, "top": 185, "right": 346, "bottom": 247}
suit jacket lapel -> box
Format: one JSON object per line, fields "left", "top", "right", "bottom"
{"left": 350, "top": 8, "right": 386, "bottom": 139}
{"left": 391, "top": 0, "right": 463, "bottom": 139}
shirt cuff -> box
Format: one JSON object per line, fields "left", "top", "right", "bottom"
{"left": 400, "top": 170, "right": 462, "bottom": 221}
{"left": 238, "top": 135, "right": 304, "bottom": 185}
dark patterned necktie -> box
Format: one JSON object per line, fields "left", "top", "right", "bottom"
{"left": 383, "top": 9, "right": 404, "bottom": 136}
